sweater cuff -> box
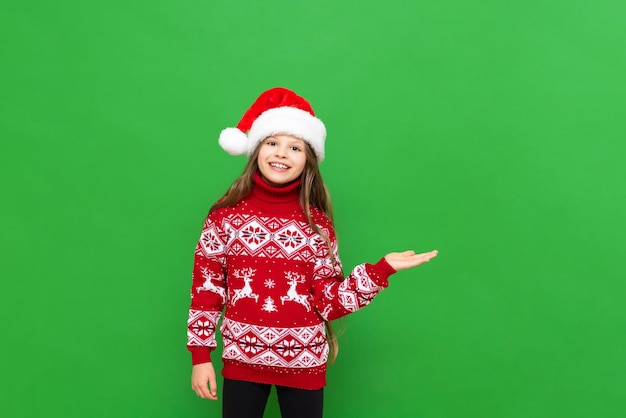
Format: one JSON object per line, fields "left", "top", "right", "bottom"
{"left": 189, "top": 346, "right": 213, "bottom": 365}
{"left": 366, "top": 257, "right": 397, "bottom": 288}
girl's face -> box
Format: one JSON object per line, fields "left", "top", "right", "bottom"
{"left": 257, "top": 134, "right": 307, "bottom": 186}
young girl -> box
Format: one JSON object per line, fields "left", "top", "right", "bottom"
{"left": 187, "top": 87, "right": 438, "bottom": 418}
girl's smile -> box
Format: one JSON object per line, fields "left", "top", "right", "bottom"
{"left": 257, "top": 134, "right": 307, "bottom": 186}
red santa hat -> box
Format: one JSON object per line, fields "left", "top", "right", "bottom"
{"left": 218, "top": 87, "right": 327, "bottom": 162}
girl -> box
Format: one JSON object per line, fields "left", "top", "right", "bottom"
{"left": 187, "top": 87, "right": 438, "bottom": 418}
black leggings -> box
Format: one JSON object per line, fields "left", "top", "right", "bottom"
{"left": 222, "top": 378, "right": 324, "bottom": 418}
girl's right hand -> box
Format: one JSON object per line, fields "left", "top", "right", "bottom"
{"left": 191, "top": 362, "right": 218, "bottom": 400}
{"left": 384, "top": 250, "right": 438, "bottom": 271}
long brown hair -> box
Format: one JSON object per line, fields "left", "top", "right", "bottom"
{"left": 211, "top": 140, "right": 342, "bottom": 363}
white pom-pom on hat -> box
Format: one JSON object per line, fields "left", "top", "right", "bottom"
{"left": 218, "top": 127, "right": 248, "bottom": 156}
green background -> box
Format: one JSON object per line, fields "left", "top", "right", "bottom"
{"left": 2, "top": 1, "right": 625, "bottom": 417}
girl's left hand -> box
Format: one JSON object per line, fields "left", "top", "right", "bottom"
{"left": 384, "top": 250, "right": 438, "bottom": 271}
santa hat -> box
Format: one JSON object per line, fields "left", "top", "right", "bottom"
{"left": 218, "top": 87, "right": 327, "bottom": 162}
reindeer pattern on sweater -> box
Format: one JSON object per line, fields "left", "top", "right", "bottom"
{"left": 187, "top": 174, "right": 396, "bottom": 389}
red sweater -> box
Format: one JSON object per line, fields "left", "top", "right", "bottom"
{"left": 187, "top": 172, "right": 396, "bottom": 390}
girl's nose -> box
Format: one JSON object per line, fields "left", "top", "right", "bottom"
{"left": 275, "top": 146, "right": 288, "bottom": 157}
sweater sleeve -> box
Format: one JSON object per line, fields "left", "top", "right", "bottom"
{"left": 311, "top": 227, "right": 397, "bottom": 321}
{"left": 186, "top": 212, "right": 228, "bottom": 364}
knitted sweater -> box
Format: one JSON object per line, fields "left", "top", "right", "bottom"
{"left": 187, "top": 172, "right": 396, "bottom": 390}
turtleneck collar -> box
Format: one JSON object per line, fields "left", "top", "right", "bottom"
{"left": 249, "top": 171, "right": 301, "bottom": 205}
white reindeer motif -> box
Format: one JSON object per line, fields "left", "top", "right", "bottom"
{"left": 196, "top": 267, "right": 226, "bottom": 303}
{"left": 231, "top": 268, "right": 259, "bottom": 305}
{"left": 321, "top": 304, "right": 333, "bottom": 320}
{"left": 323, "top": 282, "right": 335, "bottom": 301}
{"left": 280, "top": 272, "right": 311, "bottom": 311}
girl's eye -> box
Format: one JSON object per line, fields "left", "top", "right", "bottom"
{"left": 291, "top": 146, "right": 301, "bottom": 152}
{"left": 267, "top": 141, "right": 277, "bottom": 146}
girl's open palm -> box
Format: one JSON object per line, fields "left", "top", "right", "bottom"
{"left": 384, "top": 250, "right": 438, "bottom": 271}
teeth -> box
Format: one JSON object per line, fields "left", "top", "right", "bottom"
{"left": 270, "top": 163, "right": 288, "bottom": 169}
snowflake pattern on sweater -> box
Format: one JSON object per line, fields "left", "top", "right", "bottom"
{"left": 187, "top": 173, "right": 396, "bottom": 390}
